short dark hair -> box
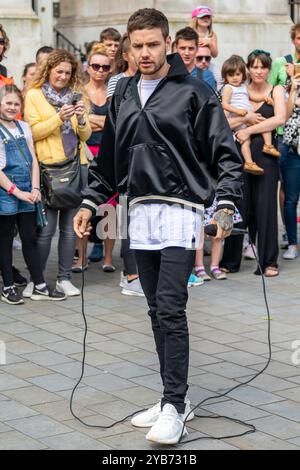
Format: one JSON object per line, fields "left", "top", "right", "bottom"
{"left": 222, "top": 55, "right": 247, "bottom": 82}
{"left": 35, "top": 46, "right": 54, "bottom": 61}
{"left": 127, "top": 8, "right": 169, "bottom": 40}
{"left": 175, "top": 27, "right": 198, "bottom": 47}
{"left": 291, "top": 22, "right": 300, "bottom": 41}
{"left": 100, "top": 28, "right": 121, "bottom": 42}
{"left": 247, "top": 51, "right": 272, "bottom": 71}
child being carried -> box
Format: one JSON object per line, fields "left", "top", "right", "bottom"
{"left": 221, "top": 55, "right": 280, "bottom": 175}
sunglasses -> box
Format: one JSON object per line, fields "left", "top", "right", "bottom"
{"left": 89, "top": 63, "right": 110, "bottom": 72}
{"left": 0, "top": 38, "right": 5, "bottom": 45}
{"left": 196, "top": 56, "right": 212, "bottom": 62}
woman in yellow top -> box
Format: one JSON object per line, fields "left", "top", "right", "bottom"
{"left": 24, "top": 49, "right": 91, "bottom": 297}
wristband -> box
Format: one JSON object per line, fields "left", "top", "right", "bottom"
{"left": 7, "top": 183, "right": 16, "bottom": 195}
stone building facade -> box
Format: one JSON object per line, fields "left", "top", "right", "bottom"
{"left": 0, "top": 0, "right": 295, "bottom": 86}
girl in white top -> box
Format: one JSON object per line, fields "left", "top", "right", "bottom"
{"left": 222, "top": 55, "right": 280, "bottom": 175}
{"left": 191, "top": 5, "right": 218, "bottom": 58}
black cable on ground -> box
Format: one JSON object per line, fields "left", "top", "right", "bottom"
{"left": 70, "top": 236, "right": 272, "bottom": 446}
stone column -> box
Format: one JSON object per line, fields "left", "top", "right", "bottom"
{"left": 0, "top": 0, "right": 41, "bottom": 86}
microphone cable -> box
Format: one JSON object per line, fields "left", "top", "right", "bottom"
{"left": 178, "top": 229, "right": 272, "bottom": 445}
{"left": 70, "top": 232, "right": 272, "bottom": 445}
{"left": 69, "top": 239, "right": 148, "bottom": 429}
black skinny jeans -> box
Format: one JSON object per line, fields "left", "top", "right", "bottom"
{"left": 0, "top": 212, "right": 44, "bottom": 287}
{"left": 135, "top": 247, "right": 195, "bottom": 414}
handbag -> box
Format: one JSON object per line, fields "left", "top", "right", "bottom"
{"left": 40, "top": 146, "right": 83, "bottom": 210}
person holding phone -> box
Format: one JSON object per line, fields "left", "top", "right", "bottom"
{"left": 24, "top": 49, "right": 91, "bottom": 298}
{"left": 0, "top": 85, "right": 66, "bottom": 304}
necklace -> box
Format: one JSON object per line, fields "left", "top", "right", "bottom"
{"left": 0, "top": 116, "right": 14, "bottom": 123}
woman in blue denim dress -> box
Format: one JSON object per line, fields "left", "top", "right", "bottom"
{"left": 0, "top": 85, "right": 65, "bottom": 304}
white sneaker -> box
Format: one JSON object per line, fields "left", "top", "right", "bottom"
{"left": 121, "top": 277, "right": 145, "bottom": 297}
{"left": 22, "top": 282, "right": 34, "bottom": 298}
{"left": 283, "top": 245, "right": 299, "bottom": 260}
{"left": 120, "top": 271, "right": 126, "bottom": 288}
{"left": 146, "top": 404, "right": 188, "bottom": 444}
{"left": 56, "top": 280, "right": 80, "bottom": 296}
{"left": 131, "top": 398, "right": 194, "bottom": 428}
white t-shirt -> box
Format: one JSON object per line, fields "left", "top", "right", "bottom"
{"left": 129, "top": 78, "right": 203, "bottom": 251}
{"left": 0, "top": 121, "right": 34, "bottom": 170}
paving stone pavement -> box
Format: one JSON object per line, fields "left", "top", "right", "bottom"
{"left": 1, "top": 238, "right": 300, "bottom": 450}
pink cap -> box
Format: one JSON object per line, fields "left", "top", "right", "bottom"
{"left": 191, "top": 6, "right": 213, "bottom": 18}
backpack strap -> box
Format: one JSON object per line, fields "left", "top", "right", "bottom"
{"left": 114, "top": 76, "right": 133, "bottom": 117}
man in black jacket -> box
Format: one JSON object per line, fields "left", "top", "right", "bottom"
{"left": 74, "top": 8, "right": 243, "bottom": 445}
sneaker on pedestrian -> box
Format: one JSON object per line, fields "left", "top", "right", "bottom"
{"left": 145, "top": 404, "right": 188, "bottom": 445}
{"left": 131, "top": 398, "right": 194, "bottom": 428}
{"left": 73, "top": 249, "right": 79, "bottom": 261}
{"left": 56, "top": 280, "right": 80, "bottom": 296}
{"left": 280, "top": 231, "right": 289, "bottom": 249}
{"left": 120, "top": 271, "right": 127, "bottom": 288}
{"left": 1, "top": 286, "right": 24, "bottom": 305}
{"left": 243, "top": 244, "right": 257, "bottom": 260}
{"left": 283, "top": 245, "right": 299, "bottom": 260}
{"left": 88, "top": 243, "right": 103, "bottom": 262}
{"left": 187, "top": 273, "right": 204, "bottom": 288}
{"left": 22, "top": 281, "right": 34, "bottom": 298}
{"left": 31, "top": 285, "right": 66, "bottom": 301}
{"left": 121, "top": 277, "right": 145, "bottom": 297}
{"left": 12, "top": 266, "right": 27, "bottom": 287}
{"left": 71, "top": 263, "right": 88, "bottom": 273}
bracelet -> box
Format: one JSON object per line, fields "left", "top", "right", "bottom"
{"left": 7, "top": 183, "right": 16, "bottom": 195}
{"left": 33, "top": 187, "right": 41, "bottom": 192}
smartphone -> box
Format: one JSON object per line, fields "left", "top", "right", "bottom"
{"left": 68, "top": 92, "right": 83, "bottom": 105}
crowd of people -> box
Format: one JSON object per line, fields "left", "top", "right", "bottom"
{"left": 0, "top": 5, "right": 300, "bottom": 306}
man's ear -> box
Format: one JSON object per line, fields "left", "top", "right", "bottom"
{"left": 166, "top": 35, "right": 172, "bottom": 52}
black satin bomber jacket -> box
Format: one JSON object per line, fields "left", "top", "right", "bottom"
{"left": 81, "top": 53, "right": 243, "bottom": 215}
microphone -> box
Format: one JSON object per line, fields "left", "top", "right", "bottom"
{"left": 204, "top": 225, "right": 248, "bottom": 237}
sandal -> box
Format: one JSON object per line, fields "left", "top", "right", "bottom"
{"left": 264, "top": 267, "right": 279, "bottom": 277}
{"left": 219, "top": 267, "right": 230, "bottom": 273}
{"left": 210, "top": 267, "right": 227, "bottom": 280}
{"left": 194, "top": 267, "right": 211, "bottom": 281}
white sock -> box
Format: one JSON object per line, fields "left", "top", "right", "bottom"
{"left": 35, "top": 283, "right": 47, "bottom": 290}
{"left": 3, "top": 285, "right": 14, "bottom": 291}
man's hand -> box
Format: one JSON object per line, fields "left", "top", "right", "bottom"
{"left": 74, "top": 208, "right": 92, "bottom": 238}
{"left": 211, "top": 209, "right": 234, "bottom": 240}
